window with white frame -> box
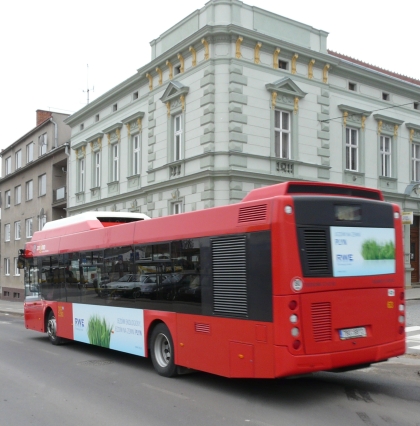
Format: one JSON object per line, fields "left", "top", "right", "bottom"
{"left": 26, "top": 218, "right": 33, "bottom": 238}
{"left": 14, "top": 221, "right": 21, "bottom": 240}
{"left": 39, "top": 133, "right": 47, "bottom": 155}
{"left": 112, "top": 144, "right": 119, "bottom": 181}
{"left": 27, "top": 142, "right": 34, "bottom": 163}
{"left": 15, "top": 185, "right": 21, "bottom": 204}
{"left": 15, "top": 150, "right": 22, "bottom": 169}
{"left": 79, "top": 158, "right": 85, "bottom": 192}
{"left": 274, "top": 110, "right": 291, "bottom": 159}
{"left": 5, "top": 223, "right": 11, "bottom": 242}
{"left": 133, "top": 135, "right": 140, "bottom": 175}
{"left": 5, "top": 156, "right": 11, "bottom": 175}
{"left": 5, "top": 190, "right": 10, "bottom": 208}
{"left": 38, "top": 174, "right": 46, "bottom": 196}
{"left": 173, "top": 114, "right": 182, "bottom": 161}
{"left": 412, "top": 143, "right": 420, "bottom": 181}
{"left": 380, "top": 135, "right": 392, "bottom": 177}
{"left": 26, "top": 180, "right": 33, "bottom": 200}
{"left": 14, "top": 258, "right": 20, "bottom": 276}
{"left": 172, "top": 202, "right": 183, "bottom": 214}
{"left": 345, "top": 127, "right": 359, "bottom": 171}
{"left": 39, "top": 214, "right": 47, "bottom": 230}
{"left": 4, "top": 258, "right": 10, "bottom": 276}
{"left": 94, "top": 152, "right": 101, "bottom": 187}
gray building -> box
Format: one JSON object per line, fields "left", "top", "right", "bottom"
{"left": 0, "top": 110, "right": 70, "bottom": 300}
{"left": 64, "top": 0, "right": 420, "bottom": 286}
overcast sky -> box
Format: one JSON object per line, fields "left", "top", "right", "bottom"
{"left": 1, "top": 0, "right": 419, "bottom": 157}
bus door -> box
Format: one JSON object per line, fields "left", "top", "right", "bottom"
{"left": 23, "top": 258, "right": 44, "bottom": 332}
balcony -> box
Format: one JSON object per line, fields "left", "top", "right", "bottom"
{"left": 52, "top": 186, "right": 67, "bottom": 206}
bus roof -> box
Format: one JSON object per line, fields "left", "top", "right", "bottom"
{"left": 31, "top": 211, "right": 150, "bottom": 242}
{"left": 242, "top": 181, "right": 383, "bottom": 202}
{"left": 42, "top": 212, "right": 150, "bottom": 230}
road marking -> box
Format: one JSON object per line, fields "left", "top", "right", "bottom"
{"left": 407, "top": 333, "right": 420, "bottom": 340}
{"left": 0, "top": 321, "right": 12, "bottom": 324}
{"left": 142, "top": 383, "right": 189, "bottom": 400}
{"left": 410, "top": 345, "right": 420, "bottom": 350}
{"left": 405, "top": 326, "right": 420, "bottom": 332}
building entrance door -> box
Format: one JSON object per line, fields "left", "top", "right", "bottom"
{"left": 410, "top": 223, "right": 419, "bottom": 284}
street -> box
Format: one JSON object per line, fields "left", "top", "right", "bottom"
{"left": 1, "top": 312, "right": 420, "bottom": 426}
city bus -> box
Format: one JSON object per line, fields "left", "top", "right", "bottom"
{"left": 20, "top": 181, "right": 406, "bottom": 378}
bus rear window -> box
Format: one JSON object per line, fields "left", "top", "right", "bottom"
{"left": 334, "top": 205, "right": 362, "bottom": 221}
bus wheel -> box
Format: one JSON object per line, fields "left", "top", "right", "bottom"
{"left": 150, "top": 323, "right": 177, "bottom": 377}
{"left": 47, "top": 311, "right": 63, "bottom": 345}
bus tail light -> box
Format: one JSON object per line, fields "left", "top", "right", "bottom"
{"left": 292, "top": 340, "right": 301, "bottom": 350}
{"left": 288, "top": 300, "right": 297, "bottom": 310}
{"left": 398, "top": 326, "right": 404, "bottom": 335}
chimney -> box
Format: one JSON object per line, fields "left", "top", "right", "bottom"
{"left": 36, "top": 110, "right": 52, "bottom": 126}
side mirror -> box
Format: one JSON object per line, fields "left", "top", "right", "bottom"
{"left": 17, "top": 255, "right": 25, "bottom": 270}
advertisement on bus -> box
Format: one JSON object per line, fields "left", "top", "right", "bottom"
{"left": 72, "top": 304, "right": 145, "bottom": 356}
{"left": 330, "top": 227, "right": 396, "bottom": 277}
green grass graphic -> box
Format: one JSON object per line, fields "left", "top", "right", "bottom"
{"left": 87, "top": 315, "right": 113, "bottom": 348}
{"left": 361, "top": 239, "right": 395, "bottom": 260}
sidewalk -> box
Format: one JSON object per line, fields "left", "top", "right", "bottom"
{"left": 1, "top": 287, "right": 420, "bottom": 316}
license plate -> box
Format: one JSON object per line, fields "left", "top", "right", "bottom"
{"left": 339, "top": 327, "right": 367, "bottom": 340}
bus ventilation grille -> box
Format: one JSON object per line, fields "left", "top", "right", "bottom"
{"left": 238, "top": 204, "right": 267, "bottom": 223}
{"left": 311, "top": 302, "right": 332, "bottom": 342}
{"left": 302, "top": 229, "right": 330, "bottom": 275}
{"left": 195, "top": 323, "right": 210, "bottom": 334}
{"left": 212, "top": 235, "right": 248, "bottom": 318}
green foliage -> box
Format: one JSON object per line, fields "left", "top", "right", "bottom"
{"left": 361, "top": 239, "right": 395, "bottom": 260}
{"left": 87, "top": 315, "right": 113, "bottom": 348}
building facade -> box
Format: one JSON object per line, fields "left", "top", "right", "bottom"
{"left": 0, "top": 110, "right": 70, "bottom": 300}
{"left": 64, "top": 0, "right": 420, "bottom": 286}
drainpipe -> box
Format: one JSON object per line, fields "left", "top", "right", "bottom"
{"left": 50, "top": 118, "right": 58, "bottom": 148}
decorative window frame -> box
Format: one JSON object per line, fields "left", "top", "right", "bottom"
{"left": 169, "top": 188, "right": 183, "bottom": 214}
{"left": 86, "top": 132, "right": 104, "bottom": 197}
{"left": 102, "top": 123, "right": 123, "bottom": 186}
{"left": 338, "top": 104, "right": 371, "bottom": 186}
{"left": 265, "top": 77, "right": 306, "bottom": 176}
{"left": 72, "top": 140, "right": 87, "bottom": 203}
{"left": 406, "top": 123, "right": 420, "bottom": 183}
{"left": 373, "top": 114, "right": 404, "bottom": 188}
{"left": 160, "top": 81, "right": 189, "bottom": 176}
{"left": 122, "top": 111, "right": 144, "bottom": 187}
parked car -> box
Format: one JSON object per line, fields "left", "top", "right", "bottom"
{"left": 100, "top": 274, "right": 141, "bottom": 298}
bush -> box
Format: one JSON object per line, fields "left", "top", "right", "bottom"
{"left": 361, "top": 239, "right": 395, "bottom": 260}
{"left": 87, "top": 315, "right": 113, "bottom": 348}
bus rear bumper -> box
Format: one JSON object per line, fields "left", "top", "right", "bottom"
{"left": 274, "top": 340, "right": 406, "bottom": 378}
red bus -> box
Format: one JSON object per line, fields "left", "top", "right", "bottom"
{"left": 20, "top": 181, "right": 405, "bottom": 378}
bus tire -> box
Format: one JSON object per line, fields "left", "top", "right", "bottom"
{"left": 149, "top": 323, "right": 177, "bottom": 377}
{"left": 47, "top": 311, "right": 63, "bottom": 345}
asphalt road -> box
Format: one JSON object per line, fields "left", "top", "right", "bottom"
{"left": 1, "top": 313, "right": 420, "bottom": 426}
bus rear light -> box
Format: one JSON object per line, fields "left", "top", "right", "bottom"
{"left": 398, "top": 315, "right": 405, "bottom": 324}
{"left": 394, "top": 212, "right": 400, "bottom": 219}
{"left": 400, "top": 292, "right": 404, "bottom": 301}
{"left": 399, "top": 304, "right": 404, "bottom": 312}
{"left": 292, "top": 340, "right": 301, "bottom": 350}
{"left": 288, "top": 300, "right": 297, "bottom": 310}
{"left": 284, "top": 205, "right": 293, "bottom": 215}
{"left": 289, "top": 314, "right": 298, "bottom": 324}
{"left": 291, "top": 278, "right": 303, "bottom": 292}
{"left": 291, "top": 327, "right": 300, "bottom": 337}
{"left": 398, "top": 326, "right": 405, "bottom": 335}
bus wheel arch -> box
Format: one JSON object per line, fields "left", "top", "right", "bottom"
{"left": 45, "top": 308, "right": 64, "bottom": 345}
{"left": 148, "top": 321, "right": 177, "bottom": 377}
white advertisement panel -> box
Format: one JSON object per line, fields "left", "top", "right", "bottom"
{"left": 73, "top": 304, "right": 145, "bottom": 356}
{"left": 330, "top": 227, "right": 395, "bottom": 277}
